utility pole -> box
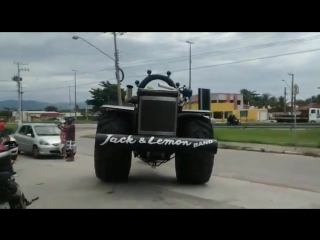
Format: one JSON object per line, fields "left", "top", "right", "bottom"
{"left": 113, "top": 32, "right": 123, "bottom": 106}
{"left": 284, "top": 87, "right": 287, "bottom": 113}
{"left": 21, "top": 90, "right": 24, "bottom": 121}
{"left": 13, "top": 62, "right": 29, "bottom": 125}
{"left": 73, "top": 33, "right": 125, "bottom": 106}
{"left": 72, "top": 70, "right": 78, "bottom": 120}
{"left": 293, "top": 83, "right": 299, "bottom": 151}
{"left": 186, "top": 41, "right": 194, "bottom": 109}
{"left": 288, "top": 73, "right": 294, "bottom": 114}
{"left": 68, "top": 85, "right": 72, "bottom": 117}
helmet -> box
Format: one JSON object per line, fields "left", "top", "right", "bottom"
{"left": 64, "top": 117, "right": 75, "bottom": 124}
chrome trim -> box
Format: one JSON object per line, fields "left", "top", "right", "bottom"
{"left": 139, "top": 96, "right": 177, "bottom": 102}
{"left": 101, "top": 105, "right": 134, "bottom": 111}
{"left": 0, "top": 151, "right": 10, "bottom": 158}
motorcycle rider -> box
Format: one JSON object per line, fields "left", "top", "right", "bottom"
{"left": 227, "top": 114, "right": 235, "bottom": 124}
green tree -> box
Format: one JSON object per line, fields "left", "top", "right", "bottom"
{"left": 259, "top": 93, "right": 271, "bottom": 108}
{"left": 268, "top": 96, "right": 278, "bottom": 108}
{"left": 269, "top": 96, "right": 286, "bottom": 112}
{"left": 86, "top": 81, "right": 125, "bottom": 111}
{"left": 240, "top": 89, "right": 320, "bottom": 110}
{"left": 240, "top": 89, "right": 261, "bottom": 106}
{"left": 44, "top": 105, "right": 58, "bottom": 111}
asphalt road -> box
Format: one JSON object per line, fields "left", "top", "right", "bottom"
{"left": 13, "top": 133, "right": 320, "bottom": 209}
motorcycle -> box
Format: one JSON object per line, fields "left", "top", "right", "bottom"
{"left": 0, "top": 144, "right": 38, "bottom": 209}
{"left": 227, "top": 116, "right": 241, "bottom": 126}
{"left": 1, "top": 129, "right": 19, "bottom": 160}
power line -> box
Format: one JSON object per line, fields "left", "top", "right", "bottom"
{"left": 21, "top": 46, "right": 320, "bottom": 93}
{"left": 22, "top": 74, "right": 147, "bottom": 93}
{"left": 2, "top": 33, "right": 306, "bottom": 93}
{"left": 2, "top": 34, "right": 319, "bottom": 94}
{"left": 72, "top": 33, "right": 282, "bottom": 76}
{"left": 73, "top": 33, "right": 320, "bottom": 76}
{"left": 173, "top": 47, "right": 320, "bottom": 74}
{"left": 120, "top": 32, "right": 280, "bottom": 56}
{"left": 120, "top": 32, "right": 217, "bottom": 53}
{"left": 100, "top": 34, "right": 320, "bottom": 70}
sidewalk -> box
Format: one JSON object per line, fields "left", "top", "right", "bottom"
{"left": 218, "top": 141, "right": 320, "bottom": 157}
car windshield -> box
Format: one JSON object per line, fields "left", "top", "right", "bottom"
{"left": 34, "top": 125, "right": 60, "bottom": 136}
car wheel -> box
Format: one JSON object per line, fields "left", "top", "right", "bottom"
{"left": 32, "top": 146, "right": 40, "bottom": 159}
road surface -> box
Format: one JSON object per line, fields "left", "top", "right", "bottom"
{"left": 14, "top": 134, "right": 320, "bottom": 209}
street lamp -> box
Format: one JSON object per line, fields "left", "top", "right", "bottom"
{"left": 282, "top": 79, "right": 291, "bottom": 90}
{"left": 72, "top": 34, "right": 123, "bottom": 105}
{"left": 72, "top": 35, "right": 115, "bottom": 61}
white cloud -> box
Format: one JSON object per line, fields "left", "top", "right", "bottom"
{"left": 1, "top": 32, "right": 320, "bottom": 103}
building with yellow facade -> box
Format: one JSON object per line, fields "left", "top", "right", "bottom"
{"left": 187, "top": 92, "right": 268, "bottom": 122}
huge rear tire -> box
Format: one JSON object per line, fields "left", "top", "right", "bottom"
{"left": 94, "top": 111, "right": 132, "bottom": 182}
{"left": 175, "top": 116, "right": 215, "bottom": 185}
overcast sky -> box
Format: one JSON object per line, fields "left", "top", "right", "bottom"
{"left": 1, "top": 32, "right": 320, "bottom": 103}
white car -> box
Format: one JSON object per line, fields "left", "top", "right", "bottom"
{"left": 13, "top": 123, "right": 77, "bottom": 159}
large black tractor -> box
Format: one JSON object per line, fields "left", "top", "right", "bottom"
{"left": 94, "top": 70, "right": 218, "bottom": 185}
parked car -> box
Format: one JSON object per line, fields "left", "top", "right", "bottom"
{"left": 13, "top": 123, "right": 77, "bottom": 159}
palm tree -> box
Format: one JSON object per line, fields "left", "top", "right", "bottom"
{"left": 240, "top": 89, "right": 260, "bottom": 106}
{"left": 269, "top": 96, "right": 278, "bottom": 108}
{"left": 260, "top": 93, "right": 271, "bottom": 108}
{"left": 278, "top": 96, "right": 286, "bottom": 110}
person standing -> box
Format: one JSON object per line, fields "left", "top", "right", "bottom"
{"left": 58, "top": 117, "right": 75, "bottom": 162}
{"left": 58, "top": 121, "right": 67, "bottom": 159}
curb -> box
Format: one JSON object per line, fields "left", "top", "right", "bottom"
{"left": 82, "top": 135, "right": 320, "bottom": 158}
{"left": 81, "top": 134, "right": 95, "bottom": 139}
{"left": 218, "top": 144, "right": 320, "bottom": 157}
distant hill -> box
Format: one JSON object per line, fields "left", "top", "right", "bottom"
{"left": 0, "top": 100, "right": 87, "bottom": 111}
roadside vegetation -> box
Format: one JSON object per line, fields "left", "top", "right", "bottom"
{"left": 5, "top": 121, "right": 319, "bottom": 148}
{"left": 215, "top": 128, "right": 320, "bottom": 148}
